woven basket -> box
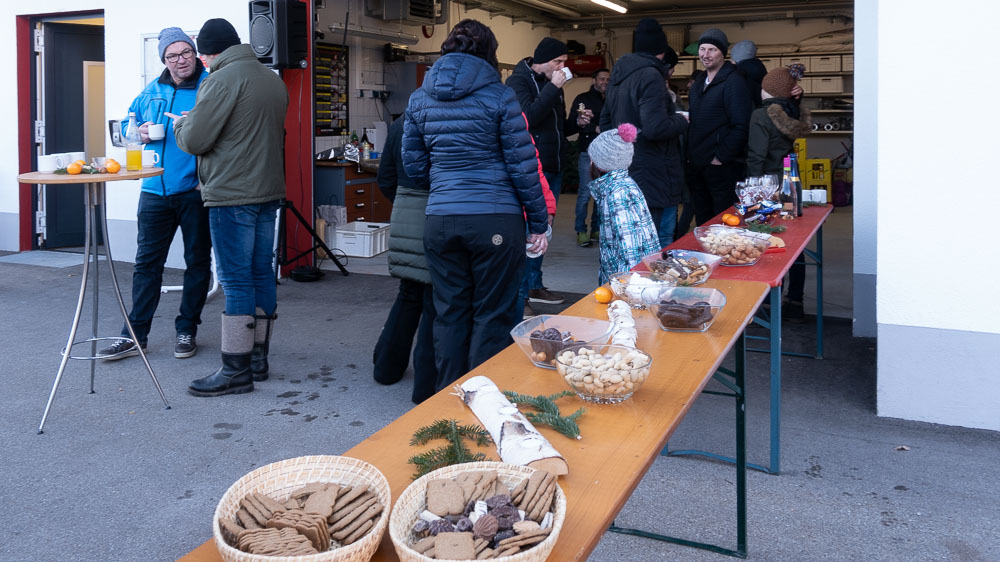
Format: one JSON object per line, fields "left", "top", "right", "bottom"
{"left": 388, "top": 462, "right": 566, "bottom": 562}
{"left": 213, "top": 455, "right": 391, "bottom": 562}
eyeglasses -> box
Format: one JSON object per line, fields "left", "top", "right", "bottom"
{"left": 165, "top": 49, "right": 195, "bottom": 63}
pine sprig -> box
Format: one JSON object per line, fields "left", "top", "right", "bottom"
{"left": 503, "top": 390, "right": 585, "bottom": 439}
{"left": 746, "top": 223, "right": 786, "bottom": 234}
{"left": 407, "top": 419, "right": 492, "bottom": 479}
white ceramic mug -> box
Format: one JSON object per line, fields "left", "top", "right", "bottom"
{"left": 142, "top": 150, "right": 160, "bottom": 167}
{"left": 38, "top": 154, "right": 60, "bottom": 173}
{"left": 560, "top": 67, "right": 573, "bottom": 81}
{"left": 147, "top": 123, "right": 165, "bottom": 140}
{"left": 67, "top": 151, "right": 86, "bottom": 163}
{"left": 526, "top": 225, "right": 553, "bottom": 258}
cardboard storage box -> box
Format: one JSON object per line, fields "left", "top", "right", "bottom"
{"left": 759, "top": 57, "right": 782, "bottom": 72}
{"left": 811, "top": 55, "right": 842, "bottom": 72}
{"left": 329, "top": 221, "right": 390, "bottom": 258}
{"left": 842, "top": 54, "right": 854, "bottom": 71}
{"left": 781, "top": 55, "right": 811, "bottom": 71}
{"left": 673, "top": 59, "right": 695, "bottom": 76}
{"left": 798, "top": 77, "right": 813, "bottom": 94}
{"left": 811, "top": 76, "right": 845, "bottom": 93}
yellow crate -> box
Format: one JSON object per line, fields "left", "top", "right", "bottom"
{"left": 805, "top": 158, "right": 833, "bottom": 202}
{"left": 793, "top": 138, "right": 807, "bottom": 163}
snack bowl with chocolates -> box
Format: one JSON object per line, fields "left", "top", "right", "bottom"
{"left": 554, "top": 344, "right": 653, "bottom": 404}
{"left": 510, "top": 314, "right": 613, "bottom": 369}
{"left": 389, "top": 461, "right": 566, "bottom": 562}
{"left": 212, "top": 455, "right": 390, "bottom": 561}
{"left": 608, "top": 271, "right": 677, "bottom": 309}
{"left": 641, "top": 249, "right": 722, "bottom": 286}
{"left": 649, "top": 286, "right": 727, "bottom": 333}
{"left": 693, "top": 225, "right": 771, "bottom": 266}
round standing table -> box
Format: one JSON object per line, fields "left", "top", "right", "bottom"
{"left": 18, "top": 167, "right": 171, "bottom": 433}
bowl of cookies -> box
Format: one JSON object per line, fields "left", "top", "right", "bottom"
{"left": 213, "top": 455, "right": 390, "bottom": 561}
{"left": 510, "top": 315, "right": 613, "bottom": 369}
{"left": 649, "top": 287, "right": 727, "bottom": 332}
{"left": 554, "top": 344, "right": 653, "bottom": 404}
{"left": 389, "top": 461, "right": 566, "bottom": 562}
{"left": 693, "top": 225, "right": 771, "bottom": 266}
{"left": 641, "top": 249, "right": 722, "bottom": 286}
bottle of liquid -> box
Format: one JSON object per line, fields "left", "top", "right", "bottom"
{"left": 780, "top": 156, "right": 797, "bottom": 216}
{"left": 350, "top": 130, "right": 359, "bottom": 146}
{"left": 339, "top": 129, "right": 349, "bottom": 149}
{"left": 789, "top": 153, "right": 804, "bottom": 216}
{"left": 125, "top": 112, "right": 143, "bottom": 171}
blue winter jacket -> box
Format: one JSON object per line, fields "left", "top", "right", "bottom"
{"left": 123, "top": 60, "right": 207, "bottom": 196}
{"left": 401, "top": 53, "right": 548, "bottom": 235}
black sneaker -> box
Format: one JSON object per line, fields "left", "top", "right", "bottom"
{"left": 783, "top": 300, "right": 805, "bottom": 321}
{"left": 528, "top": 287, "right": 565, "bottom": 305}
{"left": 175, "top": 334, "right": 197, "bottom": 359}
{"left": 99, "top": 338, "right": 145, "bottom": 361}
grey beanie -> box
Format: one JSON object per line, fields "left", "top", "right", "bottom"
{"left": 698, "top": 28, "right": 729, "bottom": 56}
{"left": 589, "top": 123, "right": 637, "bottom": 172}
{"left": 158, "top": 27, "right": 196, "bottom": 62}
{"left": 730, "top": 40, "right": 757, "bottom": 63}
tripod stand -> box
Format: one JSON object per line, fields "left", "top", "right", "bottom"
{"left": 276, "top": 198, "right": 349, "bottom": 278}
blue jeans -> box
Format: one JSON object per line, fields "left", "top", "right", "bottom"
{"left": 649, "top": 205, "right": 678, "bottom": 250}
{"left": 121, "top": 189, "right": 211, "bottom": 343}
{"left": 574, "top": 151, "right": 599, "bottom": 234}
{"left": 209, "top": 200, "right": 281, "bottom": 316}
{"left": 519, "top": 172, "right": 561, "bottom": 301}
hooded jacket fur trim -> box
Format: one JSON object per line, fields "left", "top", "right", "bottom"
{"left": 767, "top": 103, "right": 812, "bottom": 139}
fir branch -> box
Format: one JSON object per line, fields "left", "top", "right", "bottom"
{"left": 746, "top": 223, "right": 786, "bottom": 234}
{"left": 408, "top": 419, "right": 492, "bottom": 479}
{"left": 503, "top": 389, "right": 585, "bottom": 439}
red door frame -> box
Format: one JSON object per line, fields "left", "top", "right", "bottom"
{"left": 281, "top": 0, "right": 314, "bottom": 271}
{"left": 16, "top": 10, "right": 104, "bottom": 251}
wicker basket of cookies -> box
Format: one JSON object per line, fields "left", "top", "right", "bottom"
{"left": 388, "top": 461, "right": 566, "bottom": 562}
{"left": 213, "top": 455, "right": 391, "bottom": 562}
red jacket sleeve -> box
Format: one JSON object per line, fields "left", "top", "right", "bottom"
{"left": 523, "top": 113, "right": 557, "bottom": 215}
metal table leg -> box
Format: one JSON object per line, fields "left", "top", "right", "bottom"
{"left": 37, "top": 182, "right": 170, "bottom": 434}
{"left": 609, "top": 331, "right": 749, "bottom": 558}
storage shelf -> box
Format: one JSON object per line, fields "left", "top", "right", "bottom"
{"left": 803, "top": 93, "right": 853, "bottom": 97}
{"left": 811, "top": 130, "right": 853, "bottom": 135}
{"left": 810, "top": 109, "right": 853, "bottom": 114}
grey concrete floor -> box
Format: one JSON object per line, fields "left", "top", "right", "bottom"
{"left": 1, "top": 203, "right": 997, "bottom": 561}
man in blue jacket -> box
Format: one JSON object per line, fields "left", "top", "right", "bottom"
{"left": 100, "top": 27, "right": 211, "bottom": 361}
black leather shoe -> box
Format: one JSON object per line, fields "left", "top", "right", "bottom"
{"left": 188, "top": 353, "right": 254, "bottom": 397}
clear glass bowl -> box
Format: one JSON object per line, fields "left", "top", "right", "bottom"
{"left": 554, "top": 344, "right": 653, "bottom": 404}
{"left": 641, "top": 249, "right": 723, "bottom": 286}
{"left": 510, "top": 315, "right": 614, "bottom": 369}
{"left": 693, "top": 225, "right": 771, "bottom": 266}
{"left": 649, "top": 287, "right": 727, "bottom": 332}
{"left": 609, "top": 271, "right": 677, "bottom": 309}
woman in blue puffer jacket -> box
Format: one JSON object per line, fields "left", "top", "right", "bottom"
{"left": 402, "top": 19, "right": 549, "bottom": 392}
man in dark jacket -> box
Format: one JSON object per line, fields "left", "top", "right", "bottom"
{"left": 686, "top": 28, "right": 753, "bottom": 225}
{"left": 732, "top": 40, "right": 768, "bottom": 108}
{"left": 567, "top": 68, "right": 609, "bottom": 247}
{"left": 600, "top": 18, "right": 688, "bottom": 248}
{"left": 506, "top": 37, "right": 584, "bottom": 308}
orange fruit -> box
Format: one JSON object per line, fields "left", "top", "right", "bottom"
{"left": 73, "top": 159, "right": 87, "bottom": 167}
{"left": 66, "top": 162, "right": 82, "bottom": 175}
{"left": 105, "top": 160, "right": 121, "bottom": 173}
{"left": 594, "top": 286, "right": 613, "bottom": 304}
{"left": 722, "top": 214, "right": 741, "bottom": 227}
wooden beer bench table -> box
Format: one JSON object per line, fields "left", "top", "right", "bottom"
{"left": 181, "top": 279, "right": 768, "bottom": 560}
{"left": 637, "top": 204, "right": 833, "bottom": 475}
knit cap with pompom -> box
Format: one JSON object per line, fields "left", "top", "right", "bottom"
{"left": 589, "top": 123, "right": 637, "bottom": 172}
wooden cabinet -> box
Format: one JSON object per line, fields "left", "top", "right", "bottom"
{"left": 314, "top": 162, "right": 392, "bottom": 224}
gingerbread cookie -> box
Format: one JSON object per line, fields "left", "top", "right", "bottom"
{"left": 435, "top": 531, "right": 476, "bottom": 560}
{"left": 426, "top": 478, "right": 466, "bottom": 516}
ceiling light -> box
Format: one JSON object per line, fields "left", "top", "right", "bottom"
{"left": 590, "top": 0, "right": 627, "bottom": 14}
{"left": 328, "top": 22, "right": 418, "bottom": 46}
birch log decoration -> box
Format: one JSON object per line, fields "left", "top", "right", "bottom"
{"left": 457, "top": 376, "right": 569, "bottom": 475}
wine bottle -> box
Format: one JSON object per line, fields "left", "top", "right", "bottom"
{"left": 789, "top": 153, "right": 804, "bottom": 216}
{"left": 780, "top": 156, "right": 797, "bottom": 216}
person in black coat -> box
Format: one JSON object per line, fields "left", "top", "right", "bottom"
{"left": 600, "top": 18, "right": 688, "bottom": 247}
{"left": 507, "top": 37, "right": 588, "bottom": 308}
{"left": 731, "top": 40, "right": 768, "bottom": 108}
{"left": 686, "top": 28, "right": 753, "bottom": 225}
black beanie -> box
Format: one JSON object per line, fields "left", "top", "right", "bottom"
{"left": 634, "top": 18, "right": 668, "bottom": 55}
{"left": 197, "top": 18, "right": 240, "bottom": 55}
{"left": 698, "top": 28, "right": 729, "bottom": 56}
{"left": 533, "top": 37, "right": 567, "bottom": 64}
{"left": 662, "top": 45, "right": 679, "bottom": 68}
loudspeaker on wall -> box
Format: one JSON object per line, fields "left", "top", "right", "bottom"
{"left": 249, "top": 0, "right": 308, "bottom": 69}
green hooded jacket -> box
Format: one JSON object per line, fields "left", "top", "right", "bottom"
{"left": 174, "top": 44, "right": 288, "bottom": 206}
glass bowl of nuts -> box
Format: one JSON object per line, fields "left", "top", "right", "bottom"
{"left": 649, "top": 286, "right": 727, "bottom": 332}
{"left": 510, "top": 315, "right": 614, "bottom": 369}
{"left": 554, "top": 344, "right": 653, "bottom": 404}
{"left": 693, "top": 225, "right": 771, "bottom": 266}
{"left": 641, "top": 249, "right": 723, "bottom": 286}
{"left": 609, "top": 271, "right": 677, "bottom": 309}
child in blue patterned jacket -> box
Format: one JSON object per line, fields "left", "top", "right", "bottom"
{"left": 587, "top": 123, "right": 661, "bottom": 285}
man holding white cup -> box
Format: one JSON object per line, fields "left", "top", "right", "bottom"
{"left": 99, "top": 27, "right": 212, "bottom": 362}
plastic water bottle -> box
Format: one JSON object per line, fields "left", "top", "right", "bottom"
{"left": 125, "top": 112, "right": 143, "bottom": 171}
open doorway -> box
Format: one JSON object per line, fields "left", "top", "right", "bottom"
{"left": 27, "top": 14, "right": 105, "bottom": 250}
